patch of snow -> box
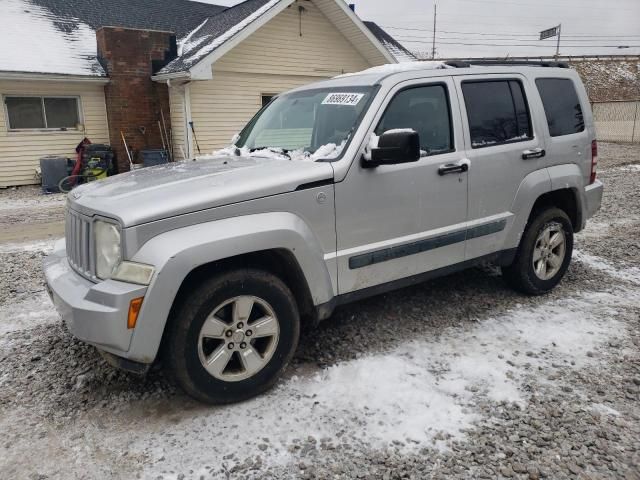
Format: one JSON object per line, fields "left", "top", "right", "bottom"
{"left": 574, "top": 250, "right": 640, "bottom": 285}
{"left": 204, "top": 140, "right": 347, "bottom": 162}
{"left": 178, "top": 0, "right": 281, "bottom": 70}
{"left": 0, "top": 0, "right": 104, "bottom": 76}
{"left": 336, "top": 61, "right": 451, "bottom": 78}
{"left": 0, "top": 193, "right": 66, "bottom": 212}
{"left": 0, "top": 292, "right": 60, "bottom": 338}
{"left": 615, "top": 164, "right": 640, "bottom": 172}
{"left": 384, "top": 128, "right": 417, "bottom": 135}
{"left": 129, "top": 287, "right": 630, "bottom": 475}
{"left": 0, "top": 238, "right": 58, "bottom": 254}
{"left": 591, "top": 403, "right": 621, "bottom": 416}
{"left": 380, "top": 39, "right": 416, "bottom": 63}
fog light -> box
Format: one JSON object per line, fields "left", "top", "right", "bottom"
{"left": 128, "top": 297, "right": 144, "bottom": 329}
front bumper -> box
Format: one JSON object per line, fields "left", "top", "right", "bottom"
{"left": 44, "top": 239, "right": 147, "bottom": 359}
{"left": 584, "top": 179, "right": 604, "bottom": 221}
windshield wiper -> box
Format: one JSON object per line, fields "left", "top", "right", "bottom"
{"left": 250, "top": 147, "right": 291, "bottom": 159}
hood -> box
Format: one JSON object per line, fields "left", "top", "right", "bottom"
{"left": 69, "top": 155, "right": 334, "bottom": 226}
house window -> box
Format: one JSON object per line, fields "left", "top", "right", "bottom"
{"left": 261, "top": 94, "right": 276, "bottom": 108}
{"left": 4, "top": 96, "right": 81, "bottom": 130}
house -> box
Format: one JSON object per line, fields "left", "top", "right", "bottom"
{"left": 0, "top": 0, "right": 414, "bottom": 187}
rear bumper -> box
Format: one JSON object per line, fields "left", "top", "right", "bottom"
{"left": 43, "top": 239, "right": 148, "bottom": 360}
{"left": 584, "top": 179, "right": 604, "bottom": 221}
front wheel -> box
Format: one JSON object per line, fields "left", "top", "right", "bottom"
{"left": 502, "top": 207, "right": 574, "bottom": 295}
{"left": 164, "top": 269, "right": 300, "bottom": 404}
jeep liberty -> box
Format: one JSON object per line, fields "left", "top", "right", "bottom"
{"left": 44, "top": 61, "right": 603, "bottom": 404}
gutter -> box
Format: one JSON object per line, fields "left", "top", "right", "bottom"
{"left": 0, "top": 71, "right": 110, "bottom": 84}
{"left": 151, "top": 71, "right": 191, "bottom": 83}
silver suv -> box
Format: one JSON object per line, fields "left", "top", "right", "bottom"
{"left": 44, "top": 61, "right": 603, "bottom": 404}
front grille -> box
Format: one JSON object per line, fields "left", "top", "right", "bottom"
{"left": 65, "top": 209, "right": 94, "bottom": 279}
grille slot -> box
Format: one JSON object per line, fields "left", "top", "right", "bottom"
{"left": 66, "top": 209, "right": 93, "bottom": 278}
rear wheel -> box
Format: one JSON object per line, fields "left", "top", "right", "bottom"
{"left": 502, "top": 207, "right": 573, "bottom": 295}
{"left": 164, "top": 269, "right": 300, "bottom": 404}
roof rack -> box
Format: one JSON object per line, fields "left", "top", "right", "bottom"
{"left": 445, "top": 60, "right": 569, "bottom": 69}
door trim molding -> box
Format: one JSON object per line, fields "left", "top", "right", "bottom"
{"left": 348, "top": 218, "right": 506, "bottom": 269}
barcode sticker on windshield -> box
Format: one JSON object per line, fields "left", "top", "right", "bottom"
{"left": 322, "top": 93, "right": 365, "bottom": 106}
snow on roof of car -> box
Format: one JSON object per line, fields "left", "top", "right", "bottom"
{"left": 334, "top": 61, "right": 452, "bottom": 79}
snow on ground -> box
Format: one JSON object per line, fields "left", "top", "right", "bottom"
{"left": 0, "top": 0, "right": 103, "bottom": 76}
{"left": 0, "top": 292, "right": 60, "bottom": 338}
{"left": 0, "top": 238, "right": 58, "bottom": 254}
{"left": 126, "top": 271, "right": 633, "bottom": 476}
{"left": 574, "top": 250, "right": 640, "bottom": 285}
{"left": 0, "top": 192, "right": 66, "bottom": 212}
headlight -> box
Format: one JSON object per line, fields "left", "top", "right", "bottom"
{"left": 112, "top": 261, "right": 155, "bottom": 285}
{"left": 95, "top": 220, "right": 121, "bottom": 279}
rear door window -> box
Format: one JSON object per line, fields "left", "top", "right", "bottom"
{"left": 535, "top": 78, "right": 585, "bottom": 136}
{"left": 461, "top": 80, "right": 532, "bottom": 148}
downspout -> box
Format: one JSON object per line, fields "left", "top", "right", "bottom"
{"left": 184, "top": 83, "right": 193, "bottom": 159}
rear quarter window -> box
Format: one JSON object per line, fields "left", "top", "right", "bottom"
{"left": 535, "top": 78, "right": 585, "bottom": 137}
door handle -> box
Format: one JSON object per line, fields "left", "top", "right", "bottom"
{"left": 522, "top": 148, "right": 546, "bottom": 160}
{"left": 438, "top": 162, "right": 469, "bottom": 176}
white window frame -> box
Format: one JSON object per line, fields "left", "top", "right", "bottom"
{"left": 3, "top": 94, "right": 83, "bottom": 132}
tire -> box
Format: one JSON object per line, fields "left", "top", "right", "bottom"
{"left": 502, "top": 207, "right": 574, "bottom": 295}
{"left": 163, "top": 269, "right": 300, "bottom": 404}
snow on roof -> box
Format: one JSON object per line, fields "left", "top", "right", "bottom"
{"left": 1, "top": 0, "right": 104, "bottom": 76}
{"left": 362, "top": 21, "right": 416, "bottom": 63}
{"left": 160, "top": 0, "right": 280, "bottom": 75}
{"left": 0, "top": 0, "right": 226, "bottom": 77}
{"left": 335, "top": 61, "right": 451, "bottom": 78}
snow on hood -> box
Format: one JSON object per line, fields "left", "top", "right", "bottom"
{"left": 204, "top": 141, "right": 347, "bottom": 162}
{"left": 0, "top": 0, "right": 104, "bottom": 76}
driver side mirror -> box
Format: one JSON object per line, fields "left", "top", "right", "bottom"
{"left": 363, "top": 129, "right": 421, "bottom": 168}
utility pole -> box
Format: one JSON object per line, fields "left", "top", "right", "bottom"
{"left": 555, "top": 23, "right": 562, "bottom": 57}
{"left": 431, "top": 2, "right": 437, "bottom": 59}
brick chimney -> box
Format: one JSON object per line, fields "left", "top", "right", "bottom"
{"left": 96, "top": 27, "right": 177, "bottom": 172}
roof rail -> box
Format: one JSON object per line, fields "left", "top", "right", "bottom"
{"left": 445, "top": 60, "right": 570, "bottom": 69}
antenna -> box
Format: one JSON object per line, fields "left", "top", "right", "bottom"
{"left": 431, "top": 3, "right": 437, "bottom": 59}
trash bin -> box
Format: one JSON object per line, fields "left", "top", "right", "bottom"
{"left": 141, "top": 149, "right": 169, "bottom": 167}
{"left": 40, "top": 156, "right": 68, "bottom": 193}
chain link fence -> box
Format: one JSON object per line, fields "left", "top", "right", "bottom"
{"left": 592, "top": 100, "right": 640, "bottom": 143}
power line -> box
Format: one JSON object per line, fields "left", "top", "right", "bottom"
{"left": 382, "top": 25, "right": 640, "bottom": 39}
{"left": 397, "top": 34, "right": 640, "bottom": 43}
{"left": 394, "top": 38, "right": 640, "bottom": 48}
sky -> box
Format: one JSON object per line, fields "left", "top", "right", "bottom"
{"left": 195, "top": 0, "right": 640, "bottom": 59}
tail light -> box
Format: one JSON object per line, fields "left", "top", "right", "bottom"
{"left": 590, "top": 140, "right": 598, "bottom": 184}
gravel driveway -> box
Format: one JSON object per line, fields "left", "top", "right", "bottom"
{"left": 0, "top": 143, "right": 639, "bottom": 480}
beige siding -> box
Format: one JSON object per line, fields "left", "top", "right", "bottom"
{"left": 185, "top": 0, "right": 374, "bottom": 153}
{"left": 0, "top": 80, "right": 109, "bottom": 187}
{"left": 190, "top": 72, "right": 325, "bottom": 151}
{"left": 215, "top": 1, "right": 371, "bottom": 77}
{"left": 169, "top": 85, "right": 188, "bottom": 160}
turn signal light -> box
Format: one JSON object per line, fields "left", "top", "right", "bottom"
{"left": 127, "top": 297, "right": 144, "bottom": 329}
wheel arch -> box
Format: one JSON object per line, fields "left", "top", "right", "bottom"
{"left": 125, "top": 212, "right": 334, "bottom": 364}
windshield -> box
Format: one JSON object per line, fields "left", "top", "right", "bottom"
{"left": 235, "top": 86, "right": 375, "bottom": 161}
